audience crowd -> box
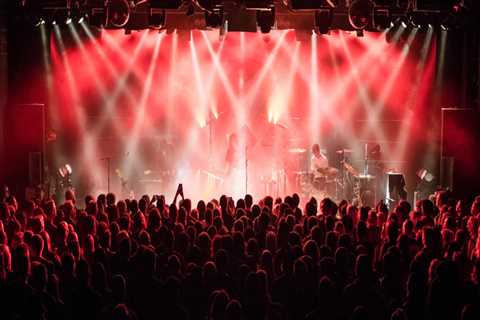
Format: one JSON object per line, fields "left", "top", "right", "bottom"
{"left": 1, "top": 186, "right": 480, "bottom": 320}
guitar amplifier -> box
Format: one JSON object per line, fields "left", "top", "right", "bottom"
{"left": 385, "top": 173, "right": 406, "bottom": 207}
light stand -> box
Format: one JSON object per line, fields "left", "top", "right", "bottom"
{"left": 101, "top": 157, "right": 112, "bottom": 193}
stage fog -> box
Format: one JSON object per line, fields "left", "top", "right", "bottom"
{"left": 44, "top": 25, "right": 437, "bottom": 202}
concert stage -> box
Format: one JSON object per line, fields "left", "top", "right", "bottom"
{"left": 3, "top": 6, "right": 480, "bottom": 204}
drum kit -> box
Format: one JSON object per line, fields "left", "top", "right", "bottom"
{"left": 291, "top": 147, "right": 381, "bottom": 202}
{"left": 291, "top": 148, "right": 348, "bottom": 200}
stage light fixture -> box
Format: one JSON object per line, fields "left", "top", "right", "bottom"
{"left": 219, "top": 17, "right": 227, "bottom": 39}
{"left": 373, "top": 8, "right": 390, "bottom": 30}
{"left": 66, "top": 17, "right": 72, "bottom": 24}
{"left": 348, "top": 0, "right": 374, "bottom": 30}
{"left": 385, "top": 17, "right": 403, "bottom": 42}
{"left": 106, "top": 0, "right": 131, "bottom": 28}
{"left": 205, "top": 11, "right": 222, "bottom": 28}
{"left": 314, "top": 8, "right": 332, "bottom": 34}
{"left": 256, "top": 8, "right": 275, "bottom": 33}
{"left": 415, "top": 167, "right": 436, "bottom": 199}
{"left": 88, "top": 7, "right": 106, "bottom": 28}
{"left": 57, "top": 164, "right": 73, "bottom": 193}
{"left": 417, "top": 168, "right": 434, "bottom": 183}
{"left": 149, "top": 8, "right": 166, "bottom": 28}
{"left": 58, "top": 164, "right": 73, "bottom": 178}
{"left": 186, "top": 3, "right": 195, "bottom": 16}
{"left": 409, "top": 11, "right": 438, "bottom": 29}
{"left": 35, "top": 18, "right": 46, "bottom": 26}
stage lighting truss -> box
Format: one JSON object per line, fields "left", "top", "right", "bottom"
{"left": 194, "top": 0, "right": 222, "bottom": 12}
{"left": 287, "top": 0, "right": 337, "bottom": 11}
{"left": 14, "top": 0, "right": 478, "bottom": 34}
{"left": 150, "top": 0, "right": 184, "bottom": 10}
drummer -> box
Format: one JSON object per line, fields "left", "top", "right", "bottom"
{"left": 311, "top": 144, "right": 329, "bottom": 173}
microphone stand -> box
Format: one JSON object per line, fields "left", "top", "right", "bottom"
{"left": 245, "top": 145, "right": 248, "bottom": 195}
{"left": 206, "top": 113, "right": 214, "bottom": 163}
{"left": 100, "top": 157, "right": 112, "bottom": 193}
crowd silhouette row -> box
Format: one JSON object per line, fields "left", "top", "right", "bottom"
{"left": 1, "top": 187, "right": 480, "bottom": 320}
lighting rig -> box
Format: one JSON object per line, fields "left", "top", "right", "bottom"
{"left": 13, "top": 0, "right": 478, "bottom": 37}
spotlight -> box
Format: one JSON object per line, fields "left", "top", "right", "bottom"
{"left": 417, "top": 168, "right": 435, "bottom": 183}
{"left": 409, "top": 11, "right": 439, "bottom": 29}
{"left": 57, "top": 164, "right": 73, "bottom": 196}
{"left": 219, "top": 17, "right": 227, "bottom": 39}
{"left": 106, "top": 0, "right": 131, "bottom": 28}
{"left": 408, "top": 20, "right": 420, "bottom": 29}
{"left": 149, "top": 8, "right": 166, "bottom": 29}
{"left": 256, "top": 8, "right": 275, "bottom": 33}
{"left": 314, "top": 9, "right": 332, "bottom": 34}
{"left": 78, "top": 16, "right": 85, "bottom": 24}
{"left": 89, "top": 7, "right": 106, "bottom": 28}
{"left": 415, "top": 168, "right": 436, "bottom": 199}
{"left": 348, "top": 0, "right": 374, "bottom": 30}
{"left": 35, "top": 18, "right": 46, "bottom": 27}
{"left": 186, "top": 3, "right": 195, "bottom": 16}
{"left": 373, "top": 8, "right": 390, "bottom": 31}
{"left": 66, "top": 17, "right": 72, "bottom": 24}
{"left": 58, "top": 164, "right": 73, "bottom": 178}
{"left": 205, "top": 11, "right": 222, "bottom": 28}
{"left": 52, "top": 20, "right": 57, "bottom": 25}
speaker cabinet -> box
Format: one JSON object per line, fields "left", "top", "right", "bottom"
{"left": 4, "top": 103, "right": 45, "bottom": 196}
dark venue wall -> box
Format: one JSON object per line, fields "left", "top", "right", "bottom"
{"left": 3, "top": 14, "right": 46, "bottom": 198}
{"left": 0, "top": 1, "right": 8, "bottom": 183}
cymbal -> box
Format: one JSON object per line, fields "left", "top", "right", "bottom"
{"left": 288, "top": 148, "right": 307, "bottom": 154}
{"left": 336, "top": 149, "right": 353, "bottom": 154}
{"left": 316, "top": 167, "right": 339, "bottom": 178}
{"left": 358, "top": 174, "right": 376, "bottom": 179}
{"left": 293, "top": 171, "right": 308, "bottom": 175}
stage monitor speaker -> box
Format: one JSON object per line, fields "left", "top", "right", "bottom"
{"left": 4, "top": 103, "right": 46, "bottom": 196}
{"left": 440, "top": 108, "right": 480, "bottom": 198}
